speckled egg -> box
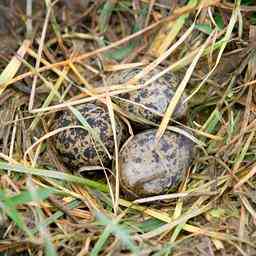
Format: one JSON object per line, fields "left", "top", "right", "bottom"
{"left": 53, "top": 102, "right": 126, "bottom": 168}
{"left": 109, "top": 67, "right": 187, "bottom": 123}
{"left": 119, "top": 129, "right": 194, "bottom": 197}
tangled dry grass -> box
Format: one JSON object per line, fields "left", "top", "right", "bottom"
{"left": 0, "top": 0, "right": 256, "bottom": 255}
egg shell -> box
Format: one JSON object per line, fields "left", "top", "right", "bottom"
{"left": 53, "top": 102, "right": 126, "bottom": 168}
{"left": 119, "top": 129, "right": 194, "bottom": 197}
{"left": 109, "top": 67, "right": 187, "bottom": 123}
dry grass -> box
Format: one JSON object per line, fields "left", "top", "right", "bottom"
{"left": 0, "top": 0, "right": 256, "bottom": 255}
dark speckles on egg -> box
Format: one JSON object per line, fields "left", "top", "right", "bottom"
{"left": 119, "top": 129, "right": 194, "bottom": 197}
{"left": 152, "top": 151, "right": 160, "bottom": 162}
{"left": 83, "top": 147, "right": 96, "bottom": 160}
{"left": 64, "top": 142, "right": 69, "bottom": 150}
{"left": 70, "top": 129, "right": 76, "bottom": 136}
{"left": 161, "top": 140, "right": 172, "bottom": 152}
{"left": 134, "top": 157, "right": 142, "bottom": 163}
{"left": 137, "top": 136, "right": 149, "bottom": 147}
{"left": 73, "top": 147, "right": 78, "bottom": 155}
{"left": 109, "top": 67, "right": 187, "bottom": 123}
{"left": 170, "top": 152, "right": 176, "bottom": 159}
{"left": 164, "top": 87, "right": 173, "bottom": 98}
{"left": 53, "top": 102, "right": 126, "bottom": 168}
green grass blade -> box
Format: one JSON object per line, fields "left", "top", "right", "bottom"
{"left": 0, "top": 161, "right": 108, "bottom": 192}
{"left": 31, "top": 200, "right": 80, "bottom": 235}
{"left": 91, "top": 225, "right": 111, "bottom": 256}
{"left": 95, "top": 211, "right": 139, "bottom": 254}
{"left": 99, "top": 0, "right": 117, "bottom": 33}
{"left": 7, "top": 187, "right": 56, "bottom": 207}
{"left": 0, "top": 190, "right": 34, "bottom": 239}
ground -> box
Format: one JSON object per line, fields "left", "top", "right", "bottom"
{"left": 0, "top": 0, "right": 256, "bottom": 255}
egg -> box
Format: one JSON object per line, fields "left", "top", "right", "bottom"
{"left": 53, "top": 102, "right": 126, "bottom": 168}
{"left": 109, "top": 67, "right": 187, "bottom": 123}
{"left": 119, "top": 129, "right": 194, "bottom": 197}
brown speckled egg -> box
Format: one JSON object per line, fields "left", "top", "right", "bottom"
{"left": 53, "top": 102, "right": 126, "bottom": 168}
{"left": 119, "top": 129, "right": 194, "bottom": 197}
{"left": 109, "top": 67, "right": 187, "bottom": 123}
